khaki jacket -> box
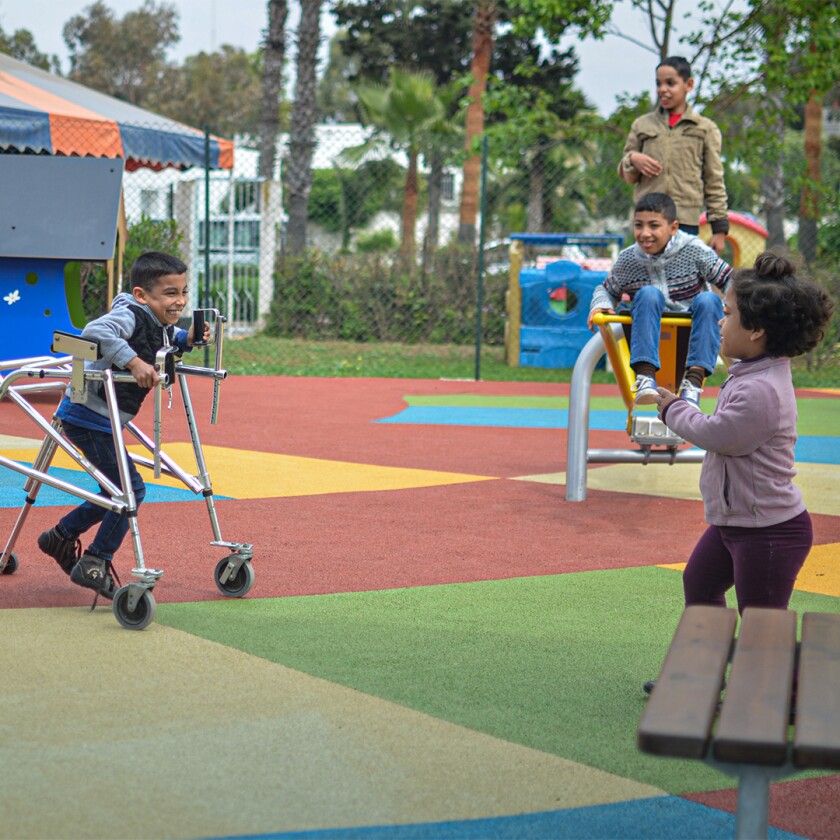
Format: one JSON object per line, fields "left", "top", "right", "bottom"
{"left": 619, "top": 105, "right": 729, "bottom": 232}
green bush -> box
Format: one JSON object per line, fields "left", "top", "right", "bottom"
{"left": 807, "top": 253, "right": 840, "bottom": 373}
{"left": 265, "top": 245, "right": 508, "bottom": 345}
{"left": 195, "top": 264, "right": 260, "bottom": 320}
{"left": 79, "top": 216, "right": 185, "bottom": 321}
{"left": 355, "top": 229, "right": 398, "bottom": 253}
{"left": 123, "top": 216, "right": 184, "bottom": 272}
{"left": 301, "top": 162, "right": 405, "bottom": 246}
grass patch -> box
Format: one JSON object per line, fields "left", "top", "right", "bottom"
{"left": 156, "top": 570, "right": 840, "bottom": 793}
{"left": 221, "top": 334, "right": 840, "bottom": 387}
{"left": 222, "top": 335, "right": 593, "bottom": 381}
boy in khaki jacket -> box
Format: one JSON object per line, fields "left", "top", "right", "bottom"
{"left": 619, "top": 56, "right": 729, "bottom": 254}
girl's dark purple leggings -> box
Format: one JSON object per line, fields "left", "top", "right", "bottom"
{"left": 683, "top": 510, "right": 813, "bottom": 614}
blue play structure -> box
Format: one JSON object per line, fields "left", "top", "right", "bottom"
{"left": 505, "top": 233, "right": 624, "bottom": 369}
{"left": 0, "top": 156, "right": 123, "bottom": 362}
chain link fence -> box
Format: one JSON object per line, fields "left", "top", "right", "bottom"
{"left": 74, "top": 118, "right": 839, "bottom": 384}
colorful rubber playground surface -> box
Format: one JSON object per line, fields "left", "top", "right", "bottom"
{"left": 1, "top": 375, "right": 839, "bottom": 840}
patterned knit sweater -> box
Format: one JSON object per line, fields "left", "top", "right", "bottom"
{"left": 590, "top": 230, "right": 732, "bottom": 313}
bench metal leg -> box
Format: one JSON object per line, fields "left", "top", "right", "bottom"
{"left": 735, "top": 766, "right": 770, "bottom": 840}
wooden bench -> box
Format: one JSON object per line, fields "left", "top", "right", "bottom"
{"left": 638, "top": 605, "right": 840, "bottom": 839}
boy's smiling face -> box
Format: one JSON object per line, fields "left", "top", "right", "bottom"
{"left": 634, "top": 210, "right": 679, "bottom": 255}
{"left": 133, "top": 272, "right": 188, "bottom": 325}
{"left": 656, "top": 64, "right": 693, "bottom": 113}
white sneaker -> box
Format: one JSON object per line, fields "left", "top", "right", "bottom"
{"left": 678, "top": 378, "right": 703, "bottom": 409}
{"left": 633, "top": 374, "right": 658, "bottom": 405}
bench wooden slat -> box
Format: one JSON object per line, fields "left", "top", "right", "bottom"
{"left": 714, "top": 608, "right": 796, "bottom": 766}
{"left": 638, "top": 605, "right": 737, "bottom": 759}
{"left": 793, "top": 612, "right": 840, "bottom": 769}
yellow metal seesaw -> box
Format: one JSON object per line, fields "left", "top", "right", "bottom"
{"left": 565, "top": 312, "right": 705, "bottom": 502}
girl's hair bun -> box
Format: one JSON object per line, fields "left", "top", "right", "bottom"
{"left": 754, "top": 251, "right": 796, "bottom": 278}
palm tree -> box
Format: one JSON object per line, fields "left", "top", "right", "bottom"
{"left": 353, "top": 68, "right": 446, "bottom": 258}
{"left": 257, "top": 0, "right": 288, "bottom": 180}
{"left": 421, "top": 80, "right": 463, "bottom": 257}
{"left": 458, "top": 0, "right": 497, "bottom": 246}
{"left": 286, "top": 0, "right": 322, "bottom": 255}
{"left": 800, "top": 88, "right": 822, "bottom": 264}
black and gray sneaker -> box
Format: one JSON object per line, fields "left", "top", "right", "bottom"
{"left": 38, "top": 527, "right": 82, "bottom": 576}
{"left": 70, "top": 553, "right": 119, "bottom": 602}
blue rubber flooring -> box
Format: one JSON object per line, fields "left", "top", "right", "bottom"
{"left": 219, "top": 797, "right": 805, "bottom": 840}
{"left": 0, "top": 462, "right": 230, "bottom": 508}
{"left": 377, "top": 406, "right": 839, "bottom": 465}
{"left": 376, "top": 406, "right": 634, "bottom": 430}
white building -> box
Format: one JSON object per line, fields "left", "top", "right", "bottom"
{"left": 121, "top": 124, "right": 462, "bottom": 332}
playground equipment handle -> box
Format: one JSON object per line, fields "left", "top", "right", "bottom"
{"left": 187, "top": 308, "right": 226, "bottom": 424}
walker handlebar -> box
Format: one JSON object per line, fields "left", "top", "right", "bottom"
{"left": 39, "top": 319, "right": 230, "bottom": 480}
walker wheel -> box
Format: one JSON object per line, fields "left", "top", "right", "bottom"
{"left": 214, "top": 556, "right": 255, "bottom": 598}
{"left": 1, "top": 553, "right": 18, "bottom": 575}
{"left": 113, "top": 585, "right": 157, "bottom": 630}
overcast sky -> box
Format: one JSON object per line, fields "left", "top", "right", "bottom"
{"left": 0, "top": 0, "right": 663, "bottom": 117}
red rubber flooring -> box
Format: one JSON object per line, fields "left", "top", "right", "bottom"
{"left": 2, "top": 375, "right": 839, "bottom": 840}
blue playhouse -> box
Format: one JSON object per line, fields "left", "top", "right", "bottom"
{"left": 504, "top": 233, "right": 624, "bottom": 368}
{"left": 0, "top": 156, "right": 124, "bottom": 363}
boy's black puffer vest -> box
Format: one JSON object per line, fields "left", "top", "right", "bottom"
{"left": 95, "top": 303, "right": 174, "bottom": 416}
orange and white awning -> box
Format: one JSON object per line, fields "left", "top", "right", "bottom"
{"left": 0, "top": 53, "right": 233, "bottom": 171}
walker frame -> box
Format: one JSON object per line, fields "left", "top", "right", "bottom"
{"left": 0, "top": 310, "right": 254, "bottom": 629}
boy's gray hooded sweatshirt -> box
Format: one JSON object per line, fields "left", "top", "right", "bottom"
{"left": 66, "top": 292, "right": 188, "bottom": 426}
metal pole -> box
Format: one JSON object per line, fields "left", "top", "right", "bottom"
{"left": 474, "top": 135, "right": 489, "bottom": 381}
{"left": 734, "top": 767, "right": 770, "bottom": 839}
{"left": 203, "top": 127, "right": 212, "bottom": 368}
{"left": 565, "top": 328, "right": 610, "bottom": 502}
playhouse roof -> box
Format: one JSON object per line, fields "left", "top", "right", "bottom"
{"left": 1, "top": 156, "right": 123, "bottom": 260}
{"left": 0, "top": 53, "right": 233, "bottom": 171}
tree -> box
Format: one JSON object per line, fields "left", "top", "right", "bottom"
{"left": 524, "top": 0, "right": 839, "bottom": 258}
{"left": 148, "top": 46, "right": 263, "bottom": 138}
{"left": 800, "top": 87, "right": 822, "bottom": 263}
{"left": 306, "top": 160, "right": 404, "bottom": 249}
{"left": 700, "top": 1, "right": 840, "bottom": 254}
{"left": 776, "top": 8, "right": 839, "bottom": 264}
{"left": 456, "top": 0, "right": 613, "bottom": 244}
{"left": 353, "top": 68, "right": 447, "bottom": 257}
{"left": 63, "top": 0, "right": 179, "bottom": 106}
{"left": 458, "top": 0, "right": 497, "bottom": 245}
{"left": 483, "top": 30, "right": 585, "bottom": 232}
{"left": 331, "top": 1, "right": 476, "bottom": 251}
{"left": 420, "top": 81, "right": 463, "bottom": 255}
{"left": 0, "top": 26, "right": 57, "bottom": 71}
{"left": 332, "top": 0, "right": 474, "bottom": 87}
{"left": 285, "top": 0, "right": 323, "bottom": 255}
{"left": 317, "top": 30, "right": 361, "bottom": 123}
{"left": 258, "top": 0, "right": 288, "bottom": 180}
{"left": 332, "top": 1, "right": 599, "bottom": 246}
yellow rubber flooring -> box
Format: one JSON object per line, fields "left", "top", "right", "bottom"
{"left": 516, "top": 461, "right": 840, "bottom": 518}
{"left": 1, "top": 439, "right": 496, "bottom": 498}
{"left": 518, "top": 463, "right": 840, "bottom": 599}
{"left": 0, "top": 608, "right": 665, "bottom": 840}
{"left": 660, "top": 541, "right": 840, "bottom": 598}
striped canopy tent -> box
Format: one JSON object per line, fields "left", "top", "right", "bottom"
{"left": 0, "top": 52, "right": 233, "bottom": 171}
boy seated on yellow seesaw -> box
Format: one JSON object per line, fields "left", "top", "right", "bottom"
{"left": 588, "top": 192, "right": 733, "bottom": 408}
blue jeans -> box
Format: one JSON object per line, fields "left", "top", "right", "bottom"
{"left": 59, "top": 423, "right": 146, "bottom": 563}
{"left": 623, "top": 286, "right": 723, "bottom": 375}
